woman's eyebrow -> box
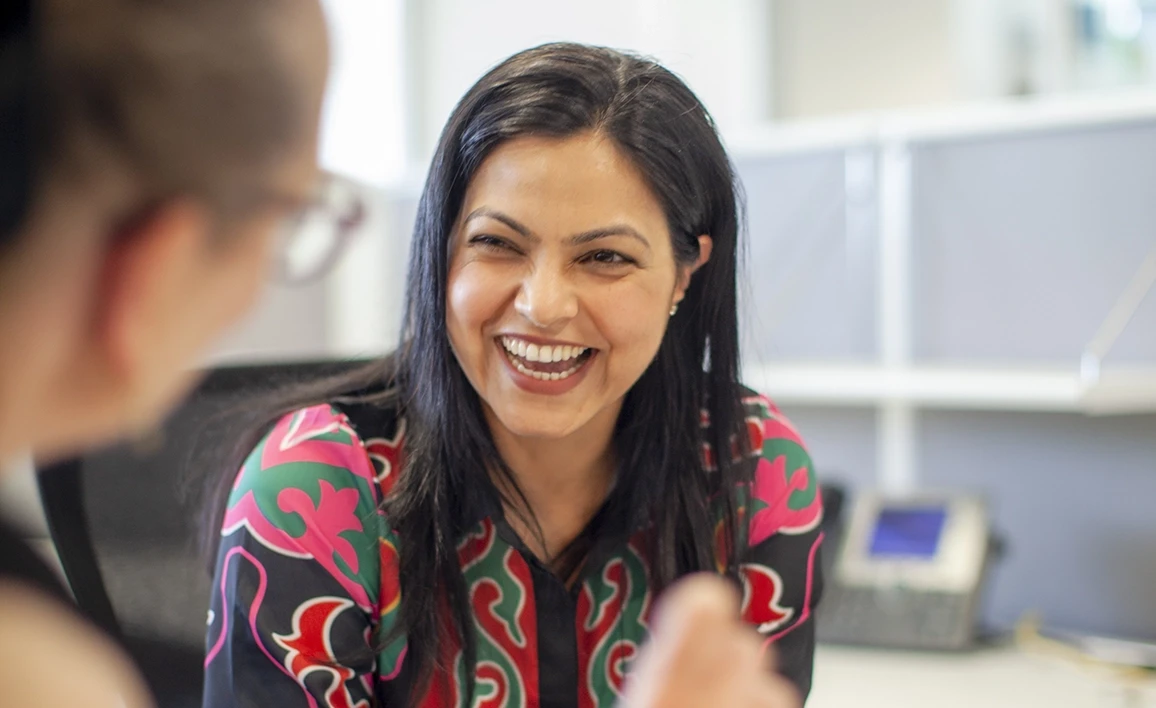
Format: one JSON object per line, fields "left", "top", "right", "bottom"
{"left": 464, "top": 208, "right": 536, "bottom": 240}
{"left": 464, "top": 207, "right": 650, "bottom": 250}
{"left": 566, "top": 226, "right": 650, "bottom": 250}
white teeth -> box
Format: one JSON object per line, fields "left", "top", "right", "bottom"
{"left": 499, "top": 337, "right": 592, "bottom": 362}
{"left": 499, "top": 336, "right": 593, "bottom": 383}
{"left": 507, "top": 349, "right": 586, "bottom": 382}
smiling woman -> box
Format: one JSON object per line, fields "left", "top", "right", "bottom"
{"left": 200, "top": 43, "right": 824, "bottom": 708}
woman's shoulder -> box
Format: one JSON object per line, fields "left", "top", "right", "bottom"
{"left": 225, "top": 401, "right": 407, "bottom": 533}
{"left": 737, "top": 387, "right": 807, "bottom": 450}
{"left": 736, "top": 386, "right": 823, "bottom": 544}
{"left": 218, "top": 402, "right": 408, "bottom": 616}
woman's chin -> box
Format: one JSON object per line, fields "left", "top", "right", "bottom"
{"left": 495, "top": 419, "right": 579, "bottom": 441}
{"left": 488, "top": 406, "right": 588, "bottom": 442}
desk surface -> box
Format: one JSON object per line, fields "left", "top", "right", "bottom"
{"left": 809, "top": 644, "right": 1156, "bottom": 708}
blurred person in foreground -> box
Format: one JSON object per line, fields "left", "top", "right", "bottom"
{"left": 0, "top": 0, "right": 330, "bottom": 704}
{"left": 201, "top": 43, "right": 823, "bottom": 708}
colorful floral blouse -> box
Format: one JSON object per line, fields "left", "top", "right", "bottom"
{"left": 203, "top": 391, "right": 824, "bottom": 707}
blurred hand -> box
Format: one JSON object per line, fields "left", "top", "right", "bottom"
{"left": 619, "top": 574, "right": 800, "bottom": 708}
{"left": 0, "top": 582, "right": 154, "bottom": 708}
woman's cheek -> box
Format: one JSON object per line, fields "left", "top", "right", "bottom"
{"left": 448, "top": 263, "right": 513, "bottom": 365}
{"left": 588, "top": 286, "right": 668, "bottom": 368}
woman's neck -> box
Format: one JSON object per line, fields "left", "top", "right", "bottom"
{"left": 484, "top": 402, "right": 620, "bottom": 564}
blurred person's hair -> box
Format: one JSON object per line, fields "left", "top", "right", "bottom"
{"left": 198, "top": 42, "right": 750, "bottom": 706}
{"left": 0, "top": 0, "right": 310, "bottom": 254}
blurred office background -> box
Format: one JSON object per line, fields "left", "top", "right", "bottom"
{"left": 3, "top": 0, "right": 1155, "bottom": 705}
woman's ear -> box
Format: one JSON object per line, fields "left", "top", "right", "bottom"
{"left": 95, "top": 198, "right": 211, "bottom": 392}
{"left": 673, "top": 235, "right": 714, "bottom": 305}
{"left": 692, "top": 235, "right": 713, "bottom": 274}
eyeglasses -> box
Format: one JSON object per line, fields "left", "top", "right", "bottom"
{"left": 271, "top": 171, "right": 366, "bottom": 285}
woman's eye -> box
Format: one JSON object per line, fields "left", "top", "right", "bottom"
{"left": 584, "top": 249, "right": 634, "bottom": 267}
{"left": 468, "top": 234, "right": 519, "bottom": 253}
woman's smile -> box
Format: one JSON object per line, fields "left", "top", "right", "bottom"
{"left": 495, "top": 334, "right": 598, "bottom": 394}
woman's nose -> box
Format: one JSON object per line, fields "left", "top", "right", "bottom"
{"left": 514, "top": 264, "right": 578, "bottom": 330}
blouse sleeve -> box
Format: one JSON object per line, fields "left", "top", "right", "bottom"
{"left": 202, "top": 405, "right": 392, "bottom": 708}
{"left": 737, "top": 395, "right": 825, "bottom": 701}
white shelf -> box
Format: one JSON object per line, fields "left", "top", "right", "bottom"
{"left": 724, "top": 89, "right": 1156, "bottom": 159}
{"left": 744, "top": 363, "right": 1156, "bottom": 415}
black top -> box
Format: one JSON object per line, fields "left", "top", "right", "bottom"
{"left": 0, "top": 518, "right": 71, "bottom": 603}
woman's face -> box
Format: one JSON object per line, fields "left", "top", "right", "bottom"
{"left": 446, "top": 132, "right": 708, "bottom": 443}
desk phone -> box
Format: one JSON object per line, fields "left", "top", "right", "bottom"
{"left": 817, "top": 491, "right": 993, "bottom": 650}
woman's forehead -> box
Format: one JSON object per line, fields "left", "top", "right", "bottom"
{"left": 461, "top": 134, "right": 668, "bottom": 236}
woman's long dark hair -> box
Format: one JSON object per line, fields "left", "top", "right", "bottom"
{"left": 201, "top": 42, "right": 751, "bottom": 706}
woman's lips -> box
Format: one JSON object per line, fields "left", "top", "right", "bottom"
{"left": 495, "top": 335, "right": 597, "bottom": 394}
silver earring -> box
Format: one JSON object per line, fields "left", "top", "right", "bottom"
{"left": 669, "top": 304, "right": 679, "bottom": 316}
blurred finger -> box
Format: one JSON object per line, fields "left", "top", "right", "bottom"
{"left": 751, "top": 674, "right": 801, "bottom": 708}
{"left": 651, "top": 573, "right": 740, "bottom": 642}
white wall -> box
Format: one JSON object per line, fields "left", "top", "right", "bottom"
{"left": 318, "top": 0, "right": 407, "bottom": 186}
{"left": 770, "top": 0, "right": 961, "bottom": 119}
{"left": 951, "top": 0, "right": 1076, "bottom": 100}
{"left": 406, "top": 0, "right": 775, "bottom": 160}
{"left": 769, "top": 0, "right": 1082, "bottom": 121}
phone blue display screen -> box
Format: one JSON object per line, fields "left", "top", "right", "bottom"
{"left": 869, "top": 507, "right": 948, "bottom": 558}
